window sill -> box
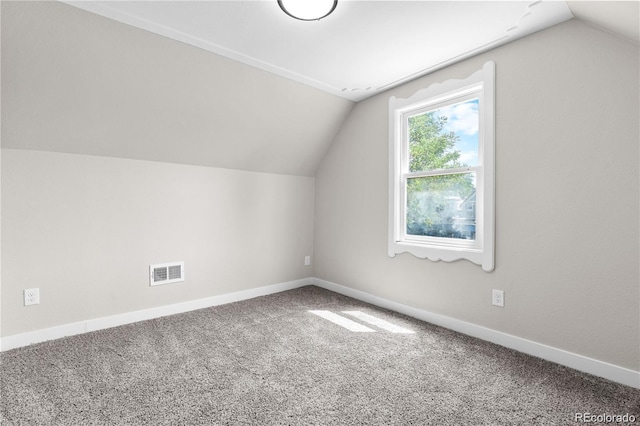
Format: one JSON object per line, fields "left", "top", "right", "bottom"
{"left": 388, "top": 241, "right": 494, "bottom": 272}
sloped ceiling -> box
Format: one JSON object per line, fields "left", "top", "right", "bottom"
{"left": 1, "top": 1, "right": 354, "bottom": 176}
{"left": 64, "top": 0, "right": 576, "bottom": 102}
{"left": 567, "top": 1, "right": 639, "bottom": 44}
{"left": 2, "top": 1, "right": 638, "bottom": 176}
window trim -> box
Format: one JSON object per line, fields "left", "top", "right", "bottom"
{"left": 388, "top": 61, "right": 495, "bottom": 271}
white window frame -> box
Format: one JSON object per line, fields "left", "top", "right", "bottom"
{"left": 388, "top": 61, "right": 495, "bottom": 271}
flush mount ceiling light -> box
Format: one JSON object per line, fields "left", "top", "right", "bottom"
{"left": 278, "top": 0, "right": 338, "bottom": 21}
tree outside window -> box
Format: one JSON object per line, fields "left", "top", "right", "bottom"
{"left": 406, "top": 100, "right": 478, "bottom": 240}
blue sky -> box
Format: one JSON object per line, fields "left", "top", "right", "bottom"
{"left": 435, "top": 98, "right": 479, "bottom": 167}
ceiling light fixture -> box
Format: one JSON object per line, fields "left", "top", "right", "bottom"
{"left": 278, "top": 0, "right": 338, "bottom": 21}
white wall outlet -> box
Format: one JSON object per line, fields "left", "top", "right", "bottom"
{"left": 24, "top": 288, "right": 40, "bottom": 306}
{"left": 492, "top": 289, "right": 504, "bottom": 307}
{"left": 304, "top": 256, "right": 311, "bottom": 266}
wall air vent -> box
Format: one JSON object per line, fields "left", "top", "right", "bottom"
{"left": 149, "top": 261, "right": 184, "bottom": 286}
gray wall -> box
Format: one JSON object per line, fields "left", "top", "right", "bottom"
{"left": 314, "top": 19, "right": 640, "bottom": 371}
{"left": 1, "top": 0, "right": 638, "bottom": 375}
{"left": 2, "top": 149, "right": 314, "bottom": 336}
{"left": 1, "top": 1, "right": 353, "bottom": 177}
{"left": 0, "top": 1, "right": 326, "bottom": 338}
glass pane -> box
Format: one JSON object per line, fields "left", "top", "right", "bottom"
{"left": 408, "top": 98, "right": 479, "bottom": 172}
{"left": 406, "top": 173, "right": 476, "bottom": 240}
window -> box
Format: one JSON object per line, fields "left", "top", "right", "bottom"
{"left": 388, "top": 61, "right": 495, "bottom": 271}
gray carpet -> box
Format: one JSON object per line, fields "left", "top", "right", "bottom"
{"left": 1, "top": 286, "right": 638, "bottom": 425}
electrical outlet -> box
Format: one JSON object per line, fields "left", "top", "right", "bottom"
{"left": 492, "top": 289, "right": 504, "bottom": 308}
{"left": 304, "top": 256, "right": 311, "bottom": 266}
{"left": 24, "top": 288, "right": 40, "bottom": 306}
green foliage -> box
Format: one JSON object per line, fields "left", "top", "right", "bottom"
{"left": 406, "top": 112, "right": 475, "bottom": 239}
{"left": 408, "top": 113, "right": 462, "bottom": 172}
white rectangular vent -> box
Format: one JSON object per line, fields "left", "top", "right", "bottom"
{"left": 150, "top": 261, "right": 184, "bottom": 286}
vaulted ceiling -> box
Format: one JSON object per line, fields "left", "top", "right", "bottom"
{"left": 63, "top": 0, "right": 576, "bottom": 102}
{"left": 62, "top": 1, "right": 638, "bottom": 102}
{"left": 567, "top": 1, "right": 639, "bottom": 44}
{"left": 2, "top": 1, "right": 638, "bottom": 176}
{"left": 1, "top": 1, "right": 354, "bottom": 176}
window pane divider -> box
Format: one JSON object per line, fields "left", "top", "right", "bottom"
{"left": 403, "top": 166, "right": 480, "bottom": 179}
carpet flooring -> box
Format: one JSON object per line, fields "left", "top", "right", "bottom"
{"left": 1, "top": 286, "right": 638, "bottom": 425}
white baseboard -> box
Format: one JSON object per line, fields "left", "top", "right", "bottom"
{"left": 0, "top": 278, "right": 313, "bottom": 352}
{"left": 2, "top": 276, "right": 638, "bottom": 389}
{"left": 313, "top": 278, "right": 640, "bottom": 389}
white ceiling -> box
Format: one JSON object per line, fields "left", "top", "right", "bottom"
{"left": 64, "top": 0, "right": 581, "bottom": 102}
{"left": 567, "top": 0, "right": 639, "bottom": 44}
{"left": 4, "top": 1, "right": 637, "bottom": 176}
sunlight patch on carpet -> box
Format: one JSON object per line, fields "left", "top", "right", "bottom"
{"left": 308, "top": 310, "right": 376, "bottom": 332}
{"left": 343, "top": 311, "right": 415, "bottom": 334}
